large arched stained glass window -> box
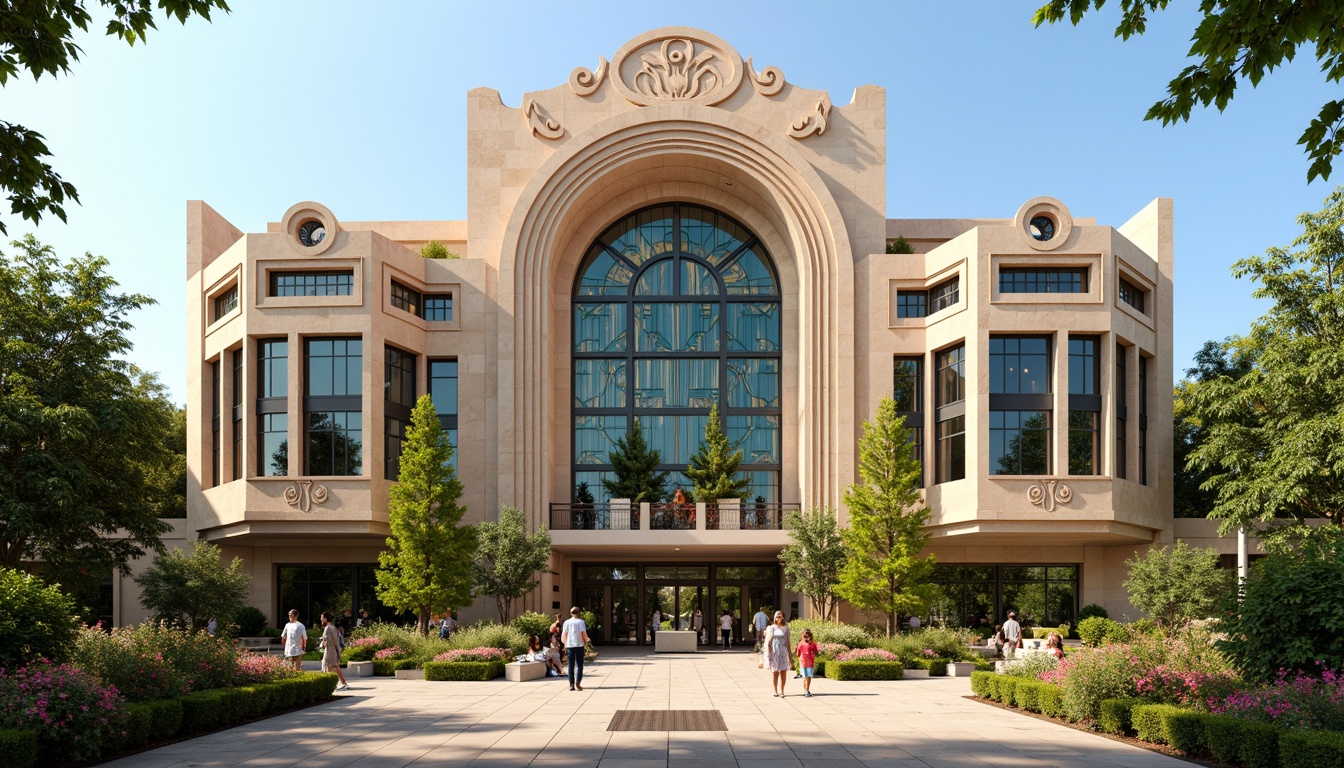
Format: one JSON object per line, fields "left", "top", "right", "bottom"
{"left": 572, "top": 204, "right": 782, "bottom": 504}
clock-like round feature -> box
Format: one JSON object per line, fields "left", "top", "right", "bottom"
{"left": 1029, "top": 215, "right": 1056, "bottom": 242}
{"left": 298, "top": 220, "right": 327, "bottom": 248}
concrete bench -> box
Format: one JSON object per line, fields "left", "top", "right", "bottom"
{"left": 505, "top": 661, "right": 547, "bottom": 682}
{"left": 347, "top": 661, "right": 374, "bottom": 677}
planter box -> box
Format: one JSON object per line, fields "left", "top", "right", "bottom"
{"left": 903, "top": 668, "right": 930, "bottom": 679}
{"left": 347, "top": 661, "right": 373, "bottom": 677}
{"left": 654, "top": 630, "right": 698, "bottom": 653}
{"left": 505, "top": 661, "right": 547, "bottom": 681}
{"left": 946, "top": 662, "right": 976, "bottom": 677}
{"left": 394, "top": 669, "right": 424, "bottom": 680}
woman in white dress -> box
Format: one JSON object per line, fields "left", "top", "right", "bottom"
{"left": 762, "top": 610, "right": 792, "bottom": 697}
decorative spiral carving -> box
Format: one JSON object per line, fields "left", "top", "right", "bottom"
{"left": 524, "top": 99, "right": 563, "bottom": 140}
{"left": 789, "top": 93, "right": 832, "bottom": 139}
{"left": 311, "top": 484, "right": 329, "bottom": 504}
{"left": 569, "top": 56, "right": 608, "bottom": 97}
{"left": 1054, "top": 484, "right": 1072, "bottom": 504}
{"left": 283, "top": 483, "right": 301, "bottom": 507}
{"left": 1026, "top": 483, "right": 1045, "bottom": 506}
{"left": 283, "top": 480, "right": 329, "bottom": 513}
{"left": 746, "top": 56, "right": 785, "bottom": 96}
{"left": 1026, "top": 480, "right": 1072, "bottom": 512}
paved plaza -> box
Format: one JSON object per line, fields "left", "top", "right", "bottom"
{"left": 105, "top": 649, "right": 1196, "bottom": 768}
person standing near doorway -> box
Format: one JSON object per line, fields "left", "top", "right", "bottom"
{"left": 561, "top": 606, "right": 590, "bottom": 691}
{"left": 752, "top": 607, "right": 770, "bottom": 651}
{"left": 1002, "top": 611, "right": 1022, "bottom": 660}
{"left": 282, "top": 609, "right": 307, "bottom": 671}
{"left": 651, "top": 606, "right": 661, "bottom": 643}
{"left": 692, "top": 608, "right": 704, "bottom": 645}
{"left": 719, "top": 609, "right": 733, "bottom": 651}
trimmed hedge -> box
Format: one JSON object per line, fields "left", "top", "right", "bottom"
{"left": 906, "top": 657, "right": 950, "bottom": 676}
{"left": 830, "top": 661, "right": 903, "bottom": 681}
{"left": 115, "top": 702, "right": 154, "bottom": 748}
{"left": 1098, "top": 698, "right": 1141, "bottom": 735}
{"left": 0, "top": 729, "right": 38, "bottom": 768}
{"left": 1166, "top": 710, "right": 1209, "bottom": 755}
{"left": 372, "top": 659, "right": 398, "bottom": 677}
{"left": 1037, "top": 684, "right": 1062, "bottom": 718}
{"left": 393, "top": 658, "right": 422, "bottom": 671}
{"left": 996, "top": 676, "right": 1020, "bottom": 706}
{"left": 970, "top": 671, "right": 993, "bottom": 698}
{"left": 343, "top": 645, "right": 379, "bottom": 662}
{"left": 1281, "top": 730, "right": 1344, "bottom": 768}
{"left": 1132, "top": 704, "right": 1186, "bottom": 745}
{"left": 1203, "top": 714, "right": 1280, "bottom": 768}
{"left": 1013, "top": 680, "right": 1042, "bottom": 711}
{"left": 423, "top": 661, "right": 505, "bottom": 681}
{"left": 142, "top": 698, "right": 183, "bottom": 742}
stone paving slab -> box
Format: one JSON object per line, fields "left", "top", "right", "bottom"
{"left": 100, "top": 648, "right": 1198, "bottom": 768}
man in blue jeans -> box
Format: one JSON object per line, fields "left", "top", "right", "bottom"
{"left": 561, "top": 606, "right": 590, "bottom": 691}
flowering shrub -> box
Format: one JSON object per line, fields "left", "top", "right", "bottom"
{"left": 787, "top": 620, "right": 873, "bottom": 648}
{"left": 834, "top": 648, "right": 898, "bottom": 662}
{"left": 71, "top": 622, "right": 239, "bottom": 700}
{"left": 0, "top": 661, "right": 122, "bottom": 763}
{"left": 999, "top": 652, "right": 1059, "bottom": 679}
{"left": 374, "top": 646, "right": 407, "bottom": 660}
{"left": 1133, "top": 665, "right": 1240, "bottom": 709}
{"left": 234, "top": 653, "right": 302, "bottom": 684}
{"left": 921, "top": 648, "right": 939, "bottom": 658}
{"left": 814, "top": 643, "right": 849, "bottom": 659}
{"left": 432, "top": 647, "right": 512, "bottom": 663}
{"left": 1212, "top": 665, "right": 1344, "bottom": 731}
{"left": 350, "top": 636, "right": 383, "bottom": 648}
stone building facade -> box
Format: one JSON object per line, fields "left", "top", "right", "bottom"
{"left": 174, "top": 28, "right": 1176, "bottom": 642}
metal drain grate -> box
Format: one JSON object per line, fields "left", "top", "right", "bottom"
{"left": 608, "top": 709, "right": 727, "bottom": 732}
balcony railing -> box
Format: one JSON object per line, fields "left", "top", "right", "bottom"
{"left": 547, "top": 501, "right": 799, "bottom": 531}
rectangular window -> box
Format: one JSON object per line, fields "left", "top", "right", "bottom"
{"left": 999, "top": 267, "right": 1088, "bottom": 294}
{"left": 1116, "top": 344, "right": 1128, "bottom": 480}
{"left": 385, "top": 417, "right": 408, "bottom": 481}
{"left": 422, "top": 294, "right": 452, "bottom": 322}
{"left": 990, "top": 336, "right": 1052, "bottom": 476}
{"left": 210, "top": 360, "right": 221, "bottom": 489}
{"left": 429, "top": 359, "right": 459, "bottom": 471}
{"left": 990, "top": 410, "right": 1051, "bottom": 475}
{"left": 257, "top": 339, "right": 288, "bottom": 477}
{"left": 935, "top": 345, "right": 965, "bottom": 484}
{"left": 305, "top": 338, "right": 362, "bottom": 476}
{"left": 896, "top": 278, "right": 958, "bottom": 319}
{"left": 232, "top": 349, "right": 243, "bottom": 481}
{"left": 384, "top": 346, "right": 417, "bottom": 480}
{"left": 1139, "top": 356, "right": 1148, "bottom": 486}
{"left": 894, "top": 356, "right": 924, "bottom": 487}
{"left": 390, "top": 280, "right": 420, "bottom": 315}
{"left": 214, "top": 286, "right": 238, "bottom": 321}
{"left": 391, "top": 279, "right": 453, "bottom": 322}
{"left": 929, "top": 277, "right": 959, "bottom": 313}
{"left": 270, "top": 270, "right": 354, "bottom": 297}
{"left": 1068, "top": 336, "right": 1101, "bottom": 475}
{"left": 896, "top": 290, "right": 927, "bottom": 318}
{"left": 989, "top": 336, "right": 1050, "bottom": 395}
{"left": 1119, "top": 277, "right": 1146, "bottom": 313}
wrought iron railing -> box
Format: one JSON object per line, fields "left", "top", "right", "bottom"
{"left": 548, "top": 501, "right": 799, "bottom": 531}
{"left": 706, "top": 501, "right": 799, "bottom": 530}
{"left": 649, "top": 502, "right": 696, "bottom": 530}
{"left": 548, "top": 503, "right": 637, "bottom": 531}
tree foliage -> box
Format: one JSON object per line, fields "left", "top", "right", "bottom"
{"left": 376, "top": 395, "right": 476, "bottom": 636}
{"left": 835, "top": 397, "right": 936, "bottom": 637}
{"left": 1219, "top": 526, "right": 1344, "bottom": 681}
{"left": 1173, "top": 340, "right": 1254, "bottom": 518}
{"left": 0, "top": 236, "right": 174, "bottom": 572}
{"left": 1033, "top": 0, "right": 1344, "bottom": 182}
{"left": 1183, "top": 187, "right": 1344, "bottom": 536}
{"left": 779, "top": 507, "right": 848, "bottom": 620}
{"left": 684, "top": 402, "right": 751, "bottom": 502}
{"left": 473, "top": 506, "right": 553, "bottom": 623}
{"left": 418, "top": 240, "right": 458, "bottom": 259}
{"left": 1122, "top": 541, "right": 1228, "bottom": 630}
{"left": 0, "top": 1, "right": 229, "bottom": 233}
{"left": 133, "top": 540, "right": 249, "bottom": 631}
{"left": 601, "top": 417, "right": 669, "bottom": 503}
{"left": 0, "top": 568, "right": 81, "bottom": 668}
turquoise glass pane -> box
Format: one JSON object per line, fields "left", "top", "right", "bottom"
{"left": 722, "top": 246, "right": 778, "bottom": 295}
{"left": 681, "top": 206, "right": 749, "bottom": 265}
{"left": 573, "top": 359, "right": 626, "bottom": 408}
{"left": 728, "top": 358, "right": 780, "bottom": 407}
{"left": 682, "top": 260, "right": 719, "bottom": 296}
{"left": 577, "top": 245, "right": 633, "bottom": 296}
{"left": 641, "top": 416, "right": 708, "bottom": 465}
{"left": 741, "top": 471, "right": 778, "bottom": 503}
{"left": 726, "top": 302, "right": 781, "bottom": 351}
{"left": 727, "top": 415, "right": 781, "bottom": 463}
{"left": 633, "top": 303, "right": 719, "bottom": 352}
{"left": 601, "top": 206, "right": 674, "bottom": 267}
{"left": 574, "top": 303, "right": 627, "bottom": 352}
{"left": 575, "top": 415, "right": 627, "bottom": 465}
{"left": 635, "top": 359, "right": 718, "bottom": 408}
{"left": 574, "top": 470, "right": 616, "bottom": 503}
{"left": 635, "top": 259, "right": 674, "bottom": 295}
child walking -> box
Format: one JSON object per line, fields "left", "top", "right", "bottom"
{"left": 795, "top": 629, "right": 819, "bottom": 698}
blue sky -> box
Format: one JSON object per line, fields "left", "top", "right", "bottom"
{"left": 6, "top": 1, "right": 1338, "bottom": 403}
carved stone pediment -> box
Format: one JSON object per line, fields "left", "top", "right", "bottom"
{"left": 613, "top": 29, "right": 743, "bottom": 106}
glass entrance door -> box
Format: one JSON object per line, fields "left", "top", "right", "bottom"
{"left": 714, "top": 585, "right": 742, "bottom": 647}
{"left": 611, "top": 586, "right": 638, "bottom": 645}
{"left": 575, "top": 586, "right": 606, "bottom": 644}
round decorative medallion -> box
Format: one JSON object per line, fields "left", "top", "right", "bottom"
{"left": 1014, "top": 197, "right": 1073, "bottom": 251}
{"left": 280, "top": 201, "right": 338, "bottom": 256}
{"left": 609, "top": 28, "right": 744, "bottom": 107}
{"left": 298, "top": 220, "right": 327, "bottom": 247}
{"left": 1029, "top": 215, "right": 1056, "bottom": 242}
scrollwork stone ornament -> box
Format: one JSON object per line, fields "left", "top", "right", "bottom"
{"left": 745, "top": 56, "right": 785, "bottom": 97}
{"left": 1026, "top": 480, "right": 1072, "bottom": 513}
{"left": 609, "top": 28, "right": 744, "bottom": 107}
{"left": 284, "top": 480, "right": 329, "bottom": 513}
{"left": 789, "top": 93, "right": 832, "bottom": 139}
{"left": 524, "top": 99, "right": 564, "bottom": 140}
{"left": 568, "top": 56, "right": 609, "bottom": 96}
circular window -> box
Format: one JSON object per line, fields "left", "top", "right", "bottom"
{"left": 1029, "top": 215, "right": 1056, "bottom": 242}
{"left": 298, "top": 220, "right": 327, "bottom": 248}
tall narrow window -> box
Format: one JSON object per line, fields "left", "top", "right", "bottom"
{"left": 989, "top": 336, "right": 1051, "bottom": 475}
{"left": 893, "top": 356, "right": 924, "bottom": 486}
{"left": 429, "top": 360, "right": 459, "bottom": 471}
{"left": 1068, "top": 336, "right": 1101, "bottom": 475}
{"left": 935, "top": 344, "right": 966, "bottom": 483}
{"left": 384, "top": 346, "right": 417, "bottom": 480}
{"left": 232, "top": 349, "right": 243, "bottom": 481}
{"left": 305, "top": 338, "right": 362, "bottom": 476}
{"left": 1139, "top": 355, "right": 1148, "bottom": 486}
{"left": 210, "top": 360, "right": 221, "bottom": 488}
{"left": 257, "top": 339, "right": 288, "bottom": 476}
{"left": 1116, "top": 344, "right": 1128, "bottom": 480}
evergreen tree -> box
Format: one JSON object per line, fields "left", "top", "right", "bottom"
{"left": 474, "top": 506, "right": 553, "bottom": 622}
{"left": 779, "top": 507, "right": 848, "bottom": 620}
{"left": 601, "top": 418, "right": 669, "bottom": 502}
{"left": 684, "top": 402, "right": 751, "bottom": 502}
{"left": 376, "top": 395, "right": 476, "bottom": 635}
{"left": 835, "top": 396, "right": 937, "bottom": 637}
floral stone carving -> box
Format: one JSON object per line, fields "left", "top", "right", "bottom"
{"left": 524, "top": 99, "right": 563, "bottom": 140}
{"left": 609, "top": 29, "right": 745, "bottom": 107}
{"left": 789, "top": 93, "right": 832, "bottom": 139}
{"left": 284, "top": 480, "right": 329, "bottom": 513}
{"left": 746, "top": 56, "right": 785, "bottom": 97}
{"left": 1026, "top": 480, "right": 1072, "bottom": 513}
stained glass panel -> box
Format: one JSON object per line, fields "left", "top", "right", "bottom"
{"left": 727, "top": 358, "right": 780, "bottom": 408}
{"left": 573, "top": 359, "right": 627, "bottom": 408}
{"left": 576, "top": 245, "right": 633, "bottom": 296}
{"left": 722, "top": 247, "right": 777, "bottom": 295}
{"left": 726, "top": 303, "right": 780, "bottom": 351}
{"left": 635, "top": 259, "right": 674, "bottom": 295}
{"left": 574, "top": 303, "right": 628, "bottom": 352}
{"left": 727, "top": 415, "right": 781, "bottom": 464}
{"left": 575, "top": 415, "right": 627, "bottom": 465}
{"left": 601, "top": 206, "right": 674, "bottom": 267}
{"left": 634, "top": 359, "right": 718, "bottom": 408}
{"left": 682, "top": 260, "right": 719, "bottom": 296}
{"left": 681, "top": 206, "right": 749, "bottom": 265}
{"left": 633, "top": 303, "right": 719, "bottom": 352}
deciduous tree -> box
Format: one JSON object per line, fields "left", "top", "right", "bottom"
{"left": 1034, "top": 1, "right": 1344, "bottom": 182}
{"left": 473, "top": 506, "right": 553, "bottom": 623}
{"left": 1173, "top": 340, "right": 1253, "bottom": 518}
{"left": 684, "top": 402, "right": 751, "bottom": 502}
{"left": 376, "top": 395, "right": 476, "bottom": 635}
{"left": 835, "top": 397, "right": 937, "bottom": 637}
{"left": 134, "top": 541, "right": 249, "bottom": 631}
{"left": 779, "top": 507, "right": 848, "bottom": 620}
{"left": 1122, "top": 541, "right": 1228, "bottom": 631}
